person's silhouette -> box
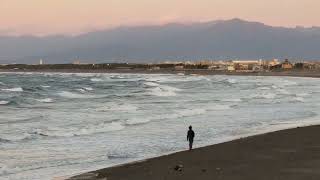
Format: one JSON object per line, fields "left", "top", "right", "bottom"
{"left": 187, "top": 126, "right": 195, "bottom": 150}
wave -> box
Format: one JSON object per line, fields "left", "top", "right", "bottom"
{"left": 276, "top": 89, "right": 291, "bottom": 95}
{"left": 90, "top": 78, "right": 104, "bottom": 82}
{"left": 126, "top": 118, "right": 150, "bottom": 125}
{"left": 296, "top": 93, "right": 310, "bottom": 97}
{"left": 1, "top": 87, "right": 23, "bottom": 92}
{"left": 251, "top": 93, "right": 276, "bottom": 99}
{"left": 83, "top": 87, "right": 93, "bottom": 91}
{"left": 77, "top": 88, "right": 86, "bottom": 93}
{"left": 40, "top": 85, "right": 50, "bottom": 88}
{"left": 292, "top": 97, "right": 304, "bottom": 102}
{"left": 96, "top": 103, "right": 138, "bottom": 112}
{"left": 36, "top": 98, "right": 53, "bottom": 103}
{"left": 0, "top": 164, "right": 22, "bottom": 176}
{"left": 0, "top": 101, "right": 9, "bottom": 105}
{"left": 32, "top": 122, "right": 124, "bottom": 137}
{"left": 0, "top": 138, "right": 11, "bottom": 143}
{"left": 144, "top": 82, "right": 182, "bottom": 97}
{"left": 57, "top": 91, "right": 96, "bottom": 99}
{"left": 257, "top": 87, "right": 271, "bottom": 90}
{"left": 221, "top": 98, "right": 242, "bottom": 102}
{"left": 0, "top": 133, "right": 32, "bottom": 143}
{"left": 227, "top": 78, "right": 237, "bottom": 84}
{"left": 208, "top": 104, "right": 231, "bottom": 110}
{"left": 177, "top": 108, "right": 206, "bottom": 117}
{"left": 144, "top": 82, "right": 160, "bottom": 87}
{"left": 153, "top": 108, "right": 207, "bottom": 120}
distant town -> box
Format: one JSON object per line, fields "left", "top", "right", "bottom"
{"left": 1, "top": 59, "right": 320, "bottom": 76}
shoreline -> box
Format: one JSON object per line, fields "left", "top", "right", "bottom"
{"left": 68, "top": 124, "right": 320, "bottom": 180}
{"left": 2, "top": 69, "right": 320, "bottom": 78}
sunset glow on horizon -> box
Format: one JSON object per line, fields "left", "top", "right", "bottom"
{"left": 1, "top": 0, "right": 319, "bottom": 36}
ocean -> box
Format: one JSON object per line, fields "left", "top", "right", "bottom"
{"left": 0, "top": 72, "right": 320, "bottom": 179}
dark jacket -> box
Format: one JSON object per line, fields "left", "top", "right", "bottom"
{"left": 187, "top": 130, "right": 195, "bottom": 141}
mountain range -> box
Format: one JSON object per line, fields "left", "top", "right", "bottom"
{"left": 1, "top": 18, "right": 320, "bottom": 64}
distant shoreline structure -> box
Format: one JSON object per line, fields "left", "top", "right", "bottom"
{"left": 1, "top": 59, "right": 320, "bottom": 77}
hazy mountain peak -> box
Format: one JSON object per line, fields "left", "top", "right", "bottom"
{"left": 1, "top": 19, "right": 320, "bottom": 64}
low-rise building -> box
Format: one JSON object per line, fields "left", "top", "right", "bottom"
{"left": 281, "top": 59, "right": 293, "bottom": 69}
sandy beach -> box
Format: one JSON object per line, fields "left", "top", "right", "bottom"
{"left": 69, "top": 125, "right": 320, "bottom": 180}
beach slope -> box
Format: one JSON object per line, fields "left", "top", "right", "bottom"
{"left": 69, "top": 125, "right": 320, "bottom": 180}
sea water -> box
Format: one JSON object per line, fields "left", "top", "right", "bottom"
{"left": 0, "top": 72, "right": 320, "bottom": 179}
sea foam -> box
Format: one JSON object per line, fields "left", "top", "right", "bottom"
{"left": 57, "top": 91, "right": 96, "bottom": 99}
{"left": 36, "top": 98, "right": 53, "bottom": 103}
{"left": 0, "top": 101, "right": 9, "bottom": 105}
{"left": 144, "top": 82, "right": 181, "bottom": 97}
{"left": 126, "top": 118, "right": 150, "bottom": 125}
{"left": 1, "top": 87, "right": 23, "bottom": 92}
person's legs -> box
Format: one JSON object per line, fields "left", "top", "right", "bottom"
{"left": 189, "top": 139, "right": 193, "bottom": 150}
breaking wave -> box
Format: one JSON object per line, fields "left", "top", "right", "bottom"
{"left": 126, "top": 118, "right": 150, "bottom": 125}
{"left": 36, "top": 98, "right": 53, "bottom": 103}
{"left": 1, "top": 87, "right": 23, "bottom": 92}
{"left": 251, "top": 93, "right": 276, "bottom": 99}
{"left": 144, "top": 82, "right": 182, "bottom": 97}
{"left": 90, "top": 78, "right": 104, "bottom": 82}
{"left": 96, "top": 103, "right": 138, "bottom": 112}
{"left": 32, "top": 122, "right": 124, "bottom": 137}
{"left": 57, "top": 91, "right": 96, "bottom": 99}
{"left": 0, "top": 101, "right": 9, "bottom": 105}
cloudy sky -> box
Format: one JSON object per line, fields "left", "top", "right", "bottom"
{"left": 1, "top": 0, "right": 319, "bottom": 35}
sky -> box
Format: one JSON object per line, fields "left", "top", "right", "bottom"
{"left": 1, "top": 0, "right": 319, "bottom": 36}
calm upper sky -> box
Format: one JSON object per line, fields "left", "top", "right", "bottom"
{"left": 1, "top": 0, "right": 319, "bottom": 36}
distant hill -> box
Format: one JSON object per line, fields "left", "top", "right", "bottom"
{"left": 1, "top": 18, "right": 320, "bottom": 64}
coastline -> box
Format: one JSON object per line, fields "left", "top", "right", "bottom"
{"left": 2, "top": 69, "right": 320, "bottom": 78}
{"left": 67, "top": 125, "right": 320, "bottom": 180}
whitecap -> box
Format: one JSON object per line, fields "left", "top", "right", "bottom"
{"left": 144, "top": 82, "right": 160, "bottom": 87}
{"left": 296, "top": 93, "right": 310, "bottom": 97}
{"left": 257, "top": 87, "right": 271, "bottom": 90}
{"left": 96, "top": 104, "right": 138, "bottom": 112}
{"left": 0, "top": 101, "right": 9, "bottom": 105}
{"left": 148, "top": 87, "right": 177, "bottom": 97}
{"left": 36, "top": 98, "right": 53, "bottom": 103}
{"left": 83, "top": 87, "right": 93, "bottom": 91}
{"left": 177, "top": 108, "right": 206, "bottom": 117}
{"left": 276, "top": 89, "right": 291, "bottom": 95}
{"left": 91, "top": 78, "right": 103, "bottom": 82}
{"left": 57, "top": 91, "right": 96, "bottom": 99}
{"left": 33, "top": 122, "right": 124, "bottom": 137}
{"left": 1, "top": 87, "right": 23, "bottom": 92}
{"left": 252, "top": 93, "right": 276, "bottom": 99}
{"left": 227, "top": 79, "right": 237, "bottom": 84}
{"left": 145, "top": 82, "right": 182, "bottom": 97}
{"left": 41, "top": 85, "right": 51, "bottom": 88}
{"left": 77, "top": 88, "right": 86, "bottom": 93}
{"left": 77, "top": 122, "right": 124, "bottom": 135}
{"left": 126, "top": 118, "right": 150, "bottom": 125}
{"left": 292, "top": 97, "right": 304, "bottom": 102}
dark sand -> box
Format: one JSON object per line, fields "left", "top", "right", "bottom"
{"left": 69, "top": 125, "right": 320, "bottom": 180}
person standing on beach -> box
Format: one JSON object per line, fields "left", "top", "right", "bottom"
{"left": 187, "top": 126, "right": 195, "bottom": 150}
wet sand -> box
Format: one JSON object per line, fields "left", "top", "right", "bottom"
{"left": 68, "top": 125, "right": 320, "bottom": 180}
